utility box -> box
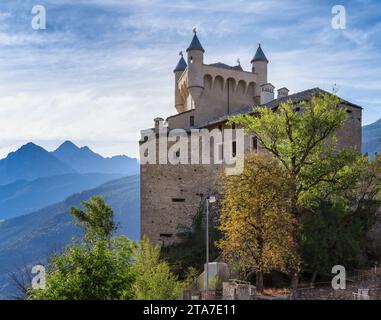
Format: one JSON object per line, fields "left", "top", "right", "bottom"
{"left": 198, "top": 262, "right": 230, "bottom": 291}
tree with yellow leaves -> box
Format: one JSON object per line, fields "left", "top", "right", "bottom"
{"left": 217, "top": 153, "right": 299, "bottom": 293}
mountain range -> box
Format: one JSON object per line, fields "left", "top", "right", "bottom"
{"left": 0, "top": 143, "right": 75, "bottom": 186}
{"left": 0, "top": 173, "right": 123, "bottom": 220}
{"left": 362, "top": 119, "right": 381, "bottom": 157}
{"left": 52, "top": 141, "right": 139, "bottom": 175}
{"left": 0, "top": 175, "right": 140, "bottom": 299}
{"left": 0, "top": 141, "right": 140, "bottom": 299}
{"left": 0, "top": 141, "right": 139, "bottom": 220}
{"left": 0, "top": 141, "right": 139, "bottom": 186}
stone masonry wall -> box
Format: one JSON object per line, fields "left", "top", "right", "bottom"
{"left": 141, "top": 163, "right": 221, "bottom": 245}
{"left": 140, "top": 102, "right": 362, "bottom": 245}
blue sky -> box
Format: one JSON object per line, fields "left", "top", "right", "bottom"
{"left": 0, "top": 0, "right": 380, "bottom": 158}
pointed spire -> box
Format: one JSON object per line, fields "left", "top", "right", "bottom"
{"left": 173, "top": 51, "right": 187, "bottom": 72}
{"left": 251, "top": 43, "right": 268, "bottom": 63}
{"left": 186, "top": 28, "right": 205, "bottom": 53}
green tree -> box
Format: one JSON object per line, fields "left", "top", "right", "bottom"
{"left": 161, "top": 196, "right": 221, "bottom": 281}
{"left": 217, "top": 153, "right": 299, "bottom": 292}
{"left": 302, "top": 156, "right": 381, "bottom": 285}
{"left": 71, "top": 195, "right": 116, "bottom": 244}
{"left": 132, "top": 237, "right": 183, "bottom": 300}
{"left": 229, "top": 93, "right": 360, "bottom": 287}
{"left": 28, "top": 196, "right": 183, "bottom": 300}
{"left": 28, "top": 196, "right": 136, "bottom": 300}
{"left": 301, "top": 201, "right": 363, "bottom": 286}
{"left": 28, "top": 237, "right": 137, "bottom": 300}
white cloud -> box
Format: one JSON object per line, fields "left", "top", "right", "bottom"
{"left": 0, "top": 86, "right": 172, "bottom": 159}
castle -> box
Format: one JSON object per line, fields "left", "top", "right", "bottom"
{"left": 140, "top": 30, "right": 362, "bottom": 245}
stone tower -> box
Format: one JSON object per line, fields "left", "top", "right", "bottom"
{"left": 173, "top": 52, "right": 187, "bottom": 113}
{"left": 186, "top": 29, "right": 205, "bottom": 109}
{"left": 251, "top": 43, "right": 268, "bottom": 85}
{"left": 251, "top": 44, "right": 269, "bottom": 100}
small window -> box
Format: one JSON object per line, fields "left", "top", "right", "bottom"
{"left": 190, "top": 56, "right": 193, "bottom": 64}
{"left": 172, "top": 198, "right": 185, "bottom": 202}
{"left": 252, "top": 136, "right": 258, "bottom": 152}
{"left": 190, "top": 116, "right": 195, "bottom": 127}
{"left": 160, "top": 233, "right": 173, "bottom": 238}
{"left": 346, "top": 109, "right": 352, "bottom": 114}
{"left": 232, "top": 141, "right": 237, "bottom": 157}
{"left": 175, "top": 150, "right": 180, "bottom": 157}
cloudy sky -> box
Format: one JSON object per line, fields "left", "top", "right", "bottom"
{"left": 0, "top": 0, "right": 380, "bottom": 159}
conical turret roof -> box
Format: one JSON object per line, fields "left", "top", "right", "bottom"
{"left": 251, "top": 44, "right": 268, "bottom": 63}
{"left": 186, "top": 30, "right": 205, "bottom": 53}
{"left": 173, "top": 53, "right": 187, "bottom": 72}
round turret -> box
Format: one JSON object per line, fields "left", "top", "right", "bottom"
{"left": 251, "top": 43, "right": 268, "bottom": 87}
{"left": 174, "top": 52, "right": 187, "bottom": 113}
{"left": 186, "top": 29, "right": 204, "bottom": 108}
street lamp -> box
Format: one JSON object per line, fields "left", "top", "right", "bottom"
{"left": 205, "top": 195, "right": 216, "bottom": 300}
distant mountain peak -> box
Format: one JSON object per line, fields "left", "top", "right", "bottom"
{"left": 79, "top": 146, "right": 93, "bottom": 153}
{"left": 19, "top": 142, "right": 43, "bottom": 152}
{"left": 0, "top": 142, "right": 76, "bottom": 185}
{"left": 6, "top": 142, "right": 47, "bottom": 159}
{"left": 0, "top": 141, "right": 138, "bottom": 185}
{"left": 55, "top": 141, "right": 80, "bottom": 152}
{"left": 52, "top": 142, "right": 138, "bottom": 175}
{"left": 362, "top": 118, "right": 381, "bottom": 156}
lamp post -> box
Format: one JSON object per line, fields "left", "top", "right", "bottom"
{"left": 205, "top": 195, "right": 216, "bottom": 300}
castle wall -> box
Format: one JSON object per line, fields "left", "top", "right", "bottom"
{"left": 140, "top": 163, "right": 221, "bottom": 245}
{"left": 141, "top": 104, "right": 362, "bottom": 246}
{"left": 140, "top": 123, "right": 261, "bottom": 245}
{"left": 167, "top": 109, "right": 195, "bottom": 129}
{"left": 335, "top": 103, "right": 362, "bottom": 152}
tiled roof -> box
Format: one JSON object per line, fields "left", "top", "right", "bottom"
{"left": 263, "top": 87, "right": 362, "bottom": 110}
{"left": 202, "top": 87, "right": 362, "bottom": 127}
{"left": 166, "top": 108, "right": 195, "bottom": 120}
{"left": 209, "top": 62, "right": 244, "bottom": 71}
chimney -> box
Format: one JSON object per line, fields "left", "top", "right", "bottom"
{"left": 154, "top": 117, "right": 164, "bottom": 133}
{"left": 277, "top": 87, "right": 289, "bottom": 99}
{"left": 260, "top": 83, "right": 275, "bottom": 105}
